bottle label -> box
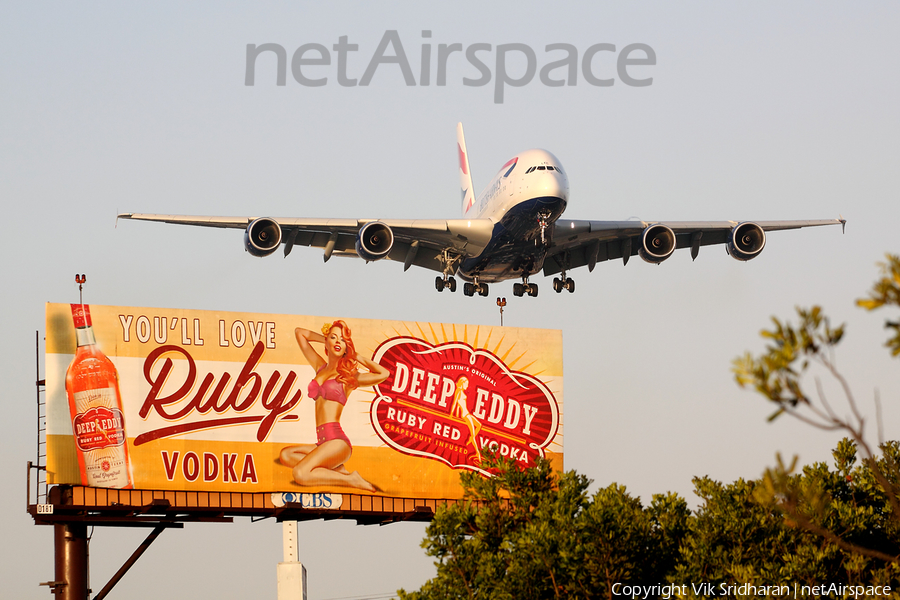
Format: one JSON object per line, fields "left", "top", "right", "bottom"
{"left": 84, "top": 451, "right": 129, "bottom": 488}
{"left": 73, "top": 392, "right": 126, "bottom": 452}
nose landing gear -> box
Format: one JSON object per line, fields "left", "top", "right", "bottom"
{"left": 537, "top": 211, "right": 552, "bottom": 247}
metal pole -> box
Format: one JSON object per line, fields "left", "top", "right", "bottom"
{"left": 36, "top": 331, "right": 39, "bottom": 480}
{"left": 76, "top": 274, "right": 86, "bottom": 305}
{"left": 54, "top": 523, "right": 89, "bottom": 600}
{"left": 93, "top": 525, "right": 166, "bottom": 600}
{"left": 36, "top": 330, "right": 41, "bottom": 503}
{"left": 36, "top": 330, "right": 46, "bottom": 503}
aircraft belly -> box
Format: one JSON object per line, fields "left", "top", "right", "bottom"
{"left": 457, "top": 246, "right": 548, "bottom": 282}
{"left": 457, "top": 195, "right": 564, "bottom": 283}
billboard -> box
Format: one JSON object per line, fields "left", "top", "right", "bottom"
{"left": 45, "top": 303, "right": 563, "bottom": 499}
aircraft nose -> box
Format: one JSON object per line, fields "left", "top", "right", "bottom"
{"left": 540, "top": 171, "right": 568, "bottom": 201}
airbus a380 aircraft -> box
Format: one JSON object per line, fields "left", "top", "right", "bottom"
{"left": 119, "top": 123, "right": 845, "bottom": 298}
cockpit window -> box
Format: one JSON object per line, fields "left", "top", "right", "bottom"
{"left": 526, "top": 165, "right": 563, "bottom": 174}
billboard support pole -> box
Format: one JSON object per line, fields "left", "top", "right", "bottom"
{"left": 277, "top": 521, "right": 307, "bottom": 600}
{"left": 53, "top": 523, "right": 88, "bottom": 600}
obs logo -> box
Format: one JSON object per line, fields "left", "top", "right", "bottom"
{"left": 271, "top": 492, "right": 342, "bottom": 509}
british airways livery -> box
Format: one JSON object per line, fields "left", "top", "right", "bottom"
{"left": 119, "top": 123, "right": 844, "bottom": 298}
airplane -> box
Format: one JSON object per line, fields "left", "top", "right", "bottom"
{"left": 118, "top": 123, "right": 845, "bottom": 298}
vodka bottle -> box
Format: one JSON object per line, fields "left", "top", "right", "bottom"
{"left": 65, "top": 304, "right": 133, "bottom": 489}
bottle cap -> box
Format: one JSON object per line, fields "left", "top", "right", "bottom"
{"left": 71, "top": 304, "right": 92, "bottom": 328}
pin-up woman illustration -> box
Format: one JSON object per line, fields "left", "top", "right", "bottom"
{"left": 279, "top": 320, "right": 389, "bottom": 492}
{"left": 451, "top": 376, "right": 483, "bottom": 463}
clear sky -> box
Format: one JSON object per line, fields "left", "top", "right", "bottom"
{"left": 2, "top": 2, "right": 898, "bottom": 599}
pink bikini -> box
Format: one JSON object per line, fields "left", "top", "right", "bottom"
{"left": 307, "top": 376, "right": 348, "bottom": 406}
{"left": 309, "top": 368, "right": 351, "bottom": 447}
{"left": 316, "top": 422, "right": 351, "bottom": 447}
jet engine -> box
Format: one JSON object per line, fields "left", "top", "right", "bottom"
{"left": 639, "top": 224, "right": 676, "bottom": 264}
{"left": 727, "top": 222, "right": 766, "bottom": 261}
{"left": 244, "top": 217, "right": 282, "bottom": 257}
{"left": 355, "top": 221, "right": 394, "bottom": 261}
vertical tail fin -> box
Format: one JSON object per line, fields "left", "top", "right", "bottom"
{"left": 457, "top": 122, "right": 476, "bottom": 217}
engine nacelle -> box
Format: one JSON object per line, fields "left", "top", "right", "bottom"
{"left": 639, "top": 224, "right": 676, "bottom": 264}
{"left": 244, "top": 217, "right": 282, "bottom": 257}
{"left": 355, "top": 221, "right": 394, "bottom": 261}
{"left": 727, "top": 222, "right": 766, "bottom": 261}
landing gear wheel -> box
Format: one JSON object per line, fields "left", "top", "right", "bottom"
{"left": 553, "top": 277, "right": 563, "bottom": 293}
{"left": 437, "top": 275, "right": 457, "bottom": 293}
{"left": 464, "top": 282, "right": 475, "bottom": 297}
{"left": 565, "top": 278, "right": 575, "bottom": 293}
{"left": 513, "top": 282, "right": 524, "bottom": 297}
{"left": 527, "top": 283, "right": 539, "bottom": 297}
{"left": 478, "top": 282, "right": 489, "bottom": 297}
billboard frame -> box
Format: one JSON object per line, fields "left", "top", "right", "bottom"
{"left": 43, "top": 302, "right": 563, "bottom": 498}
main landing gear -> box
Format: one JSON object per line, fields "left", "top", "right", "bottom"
{"left": 463, "top": 280, "right": 489, "bottom": 297}
{"left": 435, "top": 249, "right": 461, "bottom": 293}
{"left": 435, "top": 274, "right": 487, "bottom": 297}
{"left": 513, "top": 277, "right": 539, "bottom": 297}
{"left": 552, "top": 275, "right": 575, "bottom": 293}
{"left": 435, "top": 275, "right": 457, "bottom": 292}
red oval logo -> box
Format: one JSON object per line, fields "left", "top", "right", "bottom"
{"left": 73, "top": 406, "right": 126, "bottom": 451}
{"left": 371, "top": 337, "right": 559, "bottom": 475}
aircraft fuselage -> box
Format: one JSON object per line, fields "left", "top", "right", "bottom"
{"left": 458, "top": 148, "right": 569, "bottom": 283}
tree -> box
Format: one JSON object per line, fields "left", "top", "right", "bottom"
{"left": 398, "top": 454, "right": 688, "bottom": 600}
{"left": 403, "top": 447, "right": 899, "bottom": 599}
{"left": 858, "top": 254, "right": 900, "bottom": 357}
{"left": 732, "top": 254, "right": 900, "bottom": 567}
{"left": 674, "top": 443, "right": 900, "bottom": 596}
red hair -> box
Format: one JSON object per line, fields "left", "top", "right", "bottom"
{"left": 327, "top": 320, "right": 359, "bottom": 389}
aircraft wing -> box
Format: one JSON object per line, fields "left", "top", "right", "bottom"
{"left": 117, "top": 213, "right": 495, "bottom": 273}
{"left": 543, "top": 218, "right": 845, "bottom": 275}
